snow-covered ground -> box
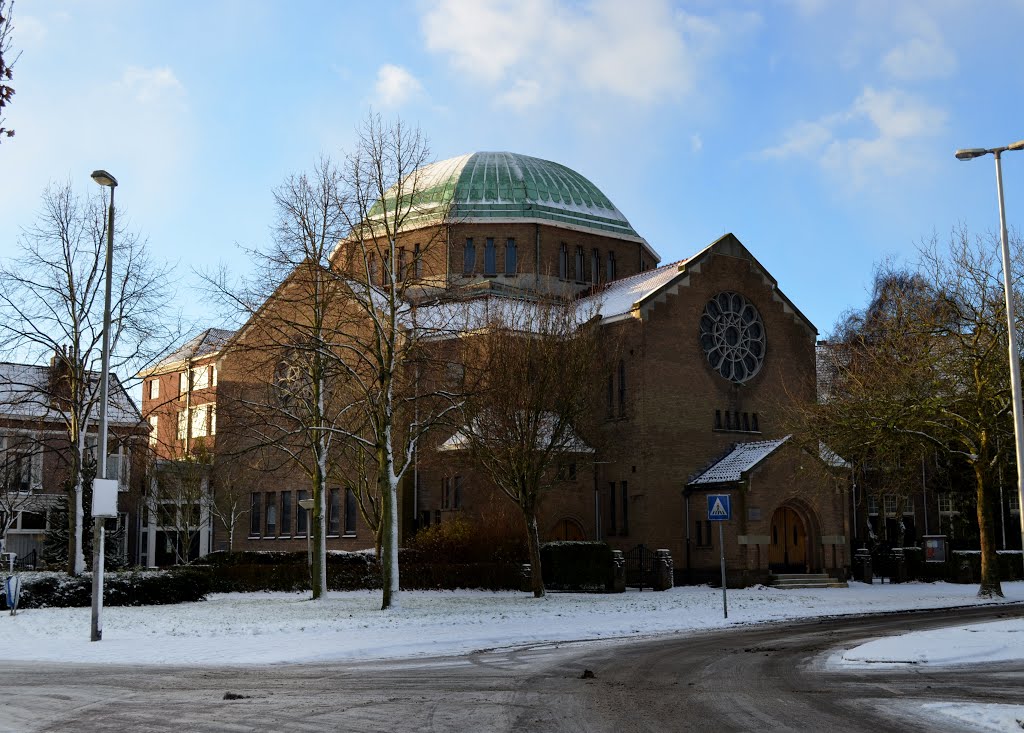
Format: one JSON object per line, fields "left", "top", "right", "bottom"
{"left": 832, "top": 606, "right": 1024, "bottom": 732}
{"left": 0, "top": 580, "right": 1021, "bottom": 667}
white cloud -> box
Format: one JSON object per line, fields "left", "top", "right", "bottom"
{"left": 373, "top": 64, "right": 425, "bottom": 108}
{"left": 420, "top": 0, "right": 749, "bottom": 110}
{"left": 690, "top": 133, "right": 703, "bottom": 153}
{"left": 119, "top": 66, "right": 185, "bottom": 104}
{"left": 881, "top": 35, "right": 956, "bottom": 81}
{"left": 761, "top": 87, "right": 946, "bottom": 186}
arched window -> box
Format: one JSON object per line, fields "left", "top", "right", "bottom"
{"left": 505, "top": 238, "right": 517, "bottom": 275}
{"left": 484, "top": 237, "right": 496, "bottom": 275}
{"left": 591, "top": 248, "right": 600, "bottom": 284}
{"left": 606, "top": 251, "right": 617, "bottom": 281}
{"left": 575, "top": 246, "right": 584, "bottom": 281}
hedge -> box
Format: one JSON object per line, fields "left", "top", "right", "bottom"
{"left": 196, "top": 550, "right": 523, "bottom": 592}
{"left": 0, "top": 568, "right": 210, "bottom": 609}
{"left": 540, "top": 541, "right": 614, "bottom": 591}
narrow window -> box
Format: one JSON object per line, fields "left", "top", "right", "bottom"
{"left": 505, "top": 238, "right": 517, "bottom": 275}
{"left": 621, "top": 481, "right": 629, "bottom": 535}
{"left": 742, "top": 412, "right": 750, "bottom": 431}
{"left": 591, "top": 248, "right": 600, "bottom": 284}
{"left": 250, "top": 493, "right": 262, "bottom": 537}
{"left": 148, "top": 415, "right": 159, "bottom": 447}
{"left": 398, "top": 247, "right": 407, "bottom": 281}
{"left": 568, "top": 463, "right": 577, "bottom": 481}
{"left": 575, "top": 246, "right": 584, "bottom": 281}
{"left": 179, "top": 371, "right": 188, "bottom": 395}
{"left": 559, "top": 243, "right": 568, "bottom": 279}
{"left": 606, "top": 251, "right": 617, "bottom": 281}
{"left": 618, "top": 359, "right": 626, "bottom": 418}
{"left": 265, "top": 492, "right": 277, "bottom": 536}
{"left": 484, "top": 238, "right": 496, "bottom": 275}
{"left": 609, "top": 482, "right": 617, "bottom": 535}
{"left": 280, "top": 491, "right": 292, "bottom": 536}
{"left": 606, "top": 374, "right": 614, "bottom": 419}
{"left": 149, "top": 379, "right": 160, "bottom": 399}
{"left": 464, "top": 238, "right": 475, "bottom": 275}
{"left": 212, "top": 365, "right": 218, "bottom": 386}
{"left": 328, "top": 488, "right": 341, "bottom": 535}
{"left": 454, "top": 475, "right": 463, "bottom": 509}
{"left": 344, "top": 487, "right": 357, "bottom": 535}
{"left": 751, "top": 413, "right": 759, "bottom": 432}
{"left": 296, "top": 489, "right": 308, "bottom": 535}
{"left": 442, "top": 477, "right": 451, "bottom": 509}
{"left": 381, "top": 252, "right": 390, "bottom": 286}
{"left": 714, "top": 410, "right": 721, "bottom": 430}
{"left": 177, "top": 410, "right": 188, "bottom": 440}
{"left": 368, "top": 252, "right": 378, "bottom": 282}
{"left": 414, "top": 243, "right": 422, "bottom": 278}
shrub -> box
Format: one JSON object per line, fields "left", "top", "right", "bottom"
{"left": 541, "top": 541, "right": 614, "bottom": 591}
{"left": 1, "top": 568, "right": 209, "bottom": 609}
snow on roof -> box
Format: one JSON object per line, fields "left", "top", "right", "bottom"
{"left": 152, "top": 328, "right": 236, "bottom": 371}
{"left": 688, "top": 436, "right": 790, "bottom": 485}
{"left": 581, "top": 259, "right": 688, "bottom": 320}
{"left": 439, "top": 413, "right": 594, "bottom": 454}
{"left": 414, "top": 295, "right": 594, "bottom": 339}
{"left": 0, "top": 362, "right": 144, "bottom": 426}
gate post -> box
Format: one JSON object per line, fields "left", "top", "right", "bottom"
{"left": 608, "top": 549, "right": 626, "bottom": 593}
{"left": 653, "top": 549, "right": 674, "bottom": 591}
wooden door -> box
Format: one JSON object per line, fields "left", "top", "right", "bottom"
{"left": 769, "top": 507, "right": 807, "bottom": 571}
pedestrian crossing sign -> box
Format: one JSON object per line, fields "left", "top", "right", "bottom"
{"left": 707, "top": 494, "right": 731, "bottom": 521}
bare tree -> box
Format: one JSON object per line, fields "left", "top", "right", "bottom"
{"left": 0, "top": 181, "right": 176, "bottom": 574}
{"left": 0, "top": 0, "right": 18, "bottom": 141}
{"left": 330, "top": 114, "right": 464, "bottom": 610}
{"left": 207, "top": 452, "right": 249, "bottom": 553}
{"left": 443, "top": 297, "right": 601, "bottom": 597}
{"left": 810, "top": 230, "right": 1022, "bottom": 597}
{"left": 0, "top": 431, "right": 41, "bottom": 556}
{"left": 146, "top": 442, "right": 211, "bottom": 564}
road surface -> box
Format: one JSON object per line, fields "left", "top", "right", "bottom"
{"left": 5, "top": 603, "right": 1023, "bottom": 732}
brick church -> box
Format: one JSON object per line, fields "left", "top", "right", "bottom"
{"left": 141, "top": 151, "right": 850, "bottom": 584}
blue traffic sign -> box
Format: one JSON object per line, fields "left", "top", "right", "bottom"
{"left": 707, "top": 494, "right": 731, "bottom": 521}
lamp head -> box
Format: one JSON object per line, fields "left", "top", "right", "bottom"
{"left": 955, "top": 148, "right": 988, "bottom": 161}
{"left": 1009, "top": 140, "right": 1024, "bottom": 152}
{"left": 90, "top": 169, "right": 118, "bottom": 187}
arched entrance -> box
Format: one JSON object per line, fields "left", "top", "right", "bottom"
{"left": 769, "top": 506, "right": 808, "bottom": 572}
{"left": 551, "top": 517, "right": 586, "bottom": 541}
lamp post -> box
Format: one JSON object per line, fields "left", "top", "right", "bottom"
{"left": 89, "top": 169, "right": 117, "bottom": 642}
{"left": 298, "top": 498, "right": 315, "bottom": 570}
{"left": 956, "top": 140, "right": 1024, "bottom": 571}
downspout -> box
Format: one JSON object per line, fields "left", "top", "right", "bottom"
{"left": 446, "top": 224, "right": 451, "bottom": 287}
{"left": 535, "top": 223, "right": 541, "bottom": 291}
{"left": 684, "top": 489, "right": 691, "bottom": 580}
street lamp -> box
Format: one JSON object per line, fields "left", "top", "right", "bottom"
{"left": 89, "top": 169, "right": 117, "bottom": 642}
{"left": 298, "top": 498, "right": 315, "bottom": 570}
{"left": 955, "top": 140, "right": 1024, "bottom": 572}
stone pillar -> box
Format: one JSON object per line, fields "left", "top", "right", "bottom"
{"left": 890, "top": 547, "right": 906, "bottom": 583}
{"left": 853, "top": 547, "right": 872, "bottom": 584}
{"left": 653, "top": 549, "right": 673, "bottom": 591}
{"left": 608, "top": 549, "right": 626, "bottom": 593}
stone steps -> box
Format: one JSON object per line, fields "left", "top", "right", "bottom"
{"left": 770, "top": 573, "right": 848, "bottom": 589}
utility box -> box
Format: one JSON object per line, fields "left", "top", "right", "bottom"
{"left": 91, "top": 478, "right": 119, "bottom": 518}
{"left": 923, "top": 535, "right": 947, "bottom": 564}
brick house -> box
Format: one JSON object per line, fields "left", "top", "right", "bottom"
{"left": 206, "top": 151, "right": 849, "bottom": 584}
{"left": 0, "top": 357, "right": 146, "bottom": 567}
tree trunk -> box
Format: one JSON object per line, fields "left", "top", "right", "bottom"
{"left": 974, "top": 464, "right": 1003, "bottom": 598}
{"left": 380, "top": 462, "right": 399, "bottom": 610}
{"left": 311, "top": 474, "right": 326, "bottom": 600}
{"left": 525, "top": 509, "right": 545, "bottom": 598}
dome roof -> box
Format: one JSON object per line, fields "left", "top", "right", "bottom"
{"left": 371, "top": 151, "right": 646, "bottom": 244}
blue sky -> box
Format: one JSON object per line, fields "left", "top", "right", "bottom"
{"left": 2, "top": 0, "right": 1024, "bottom": 338}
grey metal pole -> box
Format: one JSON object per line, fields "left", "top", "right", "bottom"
{"left": 719, "top": 521, "right": 727, "bottom": 619}
{"left": 90, "top": 180, "right": 115, "bottom": 642}
{"left": 993, "top": 151, "right": 1024, "bottom": 571}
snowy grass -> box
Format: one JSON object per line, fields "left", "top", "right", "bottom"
{"left": 0, "top": 581, "right": 1021, "bottom": 666}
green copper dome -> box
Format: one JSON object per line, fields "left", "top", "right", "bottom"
{"left": 371, "top": 151, "right": 644, "bottom": 242}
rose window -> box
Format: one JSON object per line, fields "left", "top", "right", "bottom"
{"left": 699, "top": 292, "right": 766, "bottom": 383}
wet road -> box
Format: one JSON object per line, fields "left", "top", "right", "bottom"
{"left": 5, "top": 603, "right": 1023, "bottom": 732}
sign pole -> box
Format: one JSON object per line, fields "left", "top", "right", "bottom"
{"left": 719, "top": 522, "right": 727, "bottom": 618}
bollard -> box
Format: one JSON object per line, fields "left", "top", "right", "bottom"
{"left": 608, "top": 549, "right": 626, "bottom": 593}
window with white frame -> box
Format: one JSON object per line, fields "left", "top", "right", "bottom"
{"left": 190, "top": 404, "right": 212, "bottom": 438}
{"left": 192, "top": 365, "right": 210, "bottom": 390}
{"left": 179, "top": 371, "right": 188, "bottom": 395}
{"left": 1010, "top": 494, "right": 1020, "bottom": 515}
{"left": 177, "top": 410, "right": 188, "bottom": 440}
{"left": 148, "top": 379, "right": 160, "bottom": 399}
{"left": 883, "top": 495, "right": 897, "bottom": 516}
{"left": 867, "top": 495, "right": 879, "bottom": 515}
{"left": 938, "top": 493, "right": 954, "bottom": 514}
{"left": 1, "top": 434, "right": 40, "bottom": 493}
{"left": 212, "top": 364, "right": 218, "bottom": 386}
{"left": 148, "top": 415, "right": 159, "bottom": 447}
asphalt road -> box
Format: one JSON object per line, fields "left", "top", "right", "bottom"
{"left": 5, "top": 603, "right": 1023, "bottom": 732}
